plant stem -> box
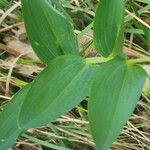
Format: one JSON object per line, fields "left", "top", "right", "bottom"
{"left": 85, "top": 57, "right": 111, "bottom": 64}
{"left": 127, "top": 56, "right": 150, "bottom": 64}
{"left": 85, "top": 56, "right": 150, "bottom": 65}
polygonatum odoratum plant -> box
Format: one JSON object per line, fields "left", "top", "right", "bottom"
{"left": 0, "top": 0, "right": 149, "bottom": 149}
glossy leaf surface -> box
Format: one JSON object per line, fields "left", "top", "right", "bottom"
{"left": 19, "top": 55, "right": 94, "bottom": 128}
{"left": 21, "top": 0, "right": 79, "bottom": 64}
{"left": 89, "top": 59, "right": 147, "bottom": 150}
{"left": 94, "top": 0, "right": 125, "bottom": 57}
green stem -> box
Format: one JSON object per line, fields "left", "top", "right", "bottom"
{"left": 127, "top": 56, "right": 150, "bottom": 64}
{"left": 85, "top": 57, "right": 111, "bottom": 64}
{"left": 85, "top": 56, "right": 150, "bottom": 65}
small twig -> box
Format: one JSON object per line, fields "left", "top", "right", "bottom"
{"left": 59, "top": 116, "right": 89, "bottom": 124}
{"left": 0, "top": 22, "right": 24, "bottom": 33}
{"left": 128, "top": 122, "right": 150, "bottom": 143}
{"left": 0, "top": 95, "right": 11, "bottom": 100}
{"left": 56, "top": 126, "right": 94, "bottom": 146}
{"left": 125, "top": 9, "right": 150, "bottom": 29}
{"left": 14, "top": 1, "right": 22, "bottom": 7}
{"left": 16, "top": 141, "right": 41, "bottom": 150}
{"left": 5, "top": 51, "right": 32, "bottom": 96}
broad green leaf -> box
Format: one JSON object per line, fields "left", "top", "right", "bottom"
{"left": 94, "top": 0, "right": 125, "bottom": 57}
{"left": 21, "top": 0, "right": 79, "bottom": 64}
{"left": 19, "top": 55, "right": 94, "bottom": 128}
{"left": 0, "top": 85, "right": 31, "bottom": 150}
{"left": 89, "top": 59, "right": 147, "bottom": 150}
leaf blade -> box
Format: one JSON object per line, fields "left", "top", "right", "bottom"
{"left": 0, "top": 85, "right": 31, "bottom": 149}
{"left": 19, "top": 55, "right": 94, "bottom": 128}
{"left": 94, "top": 0, "right": 125, "bottom": 57}
{"left": 21, "top": 0, "right": 79, "bottom": 64}
{"left": 89, "top": 59, "right": 147, "bottom": 150}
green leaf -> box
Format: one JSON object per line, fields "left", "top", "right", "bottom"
{"left": 94, "top": 0, "right": 125, "bottom": 57}
{"left": 19, "top": 55, "right": 94, "bottom": 128}
{"left": 21, "top": 0, "right": 79, "bottom": 64}
{"left": 0, "top": 85, "right": 31, "bottom": 150}
{"left": 89, "top": 59, "right": 147, "bottom": 150}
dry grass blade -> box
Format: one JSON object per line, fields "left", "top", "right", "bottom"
{"left": 0, "top": 2, "right": 21, "bottom": 25}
